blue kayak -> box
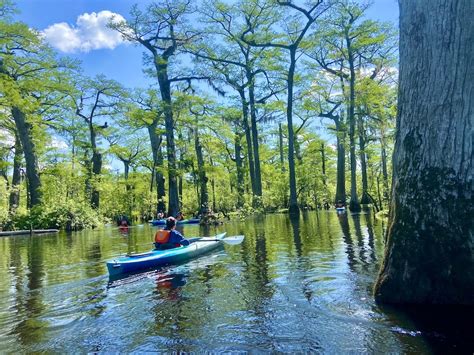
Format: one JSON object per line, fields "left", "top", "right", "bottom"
{"left": 106, "top": 232, "right": 226, "bottom": 277}
{"left": 149, "top": 218, "right": 200, "bottom": 226}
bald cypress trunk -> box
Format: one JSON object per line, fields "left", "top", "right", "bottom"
{"left": 11, "top": 107, "right": 42, "bottom": 208}
{"left": 374, "top": 0, "right": 474, "bottom": 304}
{"left": 9, "top": 134, "right": 22, "bottom": 214}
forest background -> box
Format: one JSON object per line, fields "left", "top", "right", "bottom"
{"left": 0, "top": 0, "right": 398, "bottom": 230}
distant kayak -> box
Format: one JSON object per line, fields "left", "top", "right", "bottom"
{"left": 336, "top": 207, "right": 346, "bottom": 212}
{"left": 106, "top": 232, "right": 227, "bottom": 277}
{"left": 149, "top": 218, "right": 200, "bottom": 226}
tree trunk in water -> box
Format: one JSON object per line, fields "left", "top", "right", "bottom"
{"left": 287, "top": 50, "right": 299, "bottom": 216}
{"left": 248, "top": 80, "right": 263, "bottom": 204}
{"left": 240, "top": 92, "right": 256, "bottom": 198}
{"left": 346, "top": 33, "right": 361, "bottom": 212}
{"left": 9, "top": 134, "right": 22, "bottom": 214}
{"left": 195, "top": 129, "right": 209, "bottom": 214}
{"left": 90, "top": 150, "right": 102, "bottom": 209}
{"left": 234, "top": 133, "right": 245, "bottom": 208}
{"left": 374, "top": 0, "right": 474, "bottom": 304}
{"left": 358, "top": 117, "right": 370, "bottom": 204}
{"left": 11, "top": 107, "right": 42, "bottom": 208}
{"left": 335, "top": 118, "right": 346, "bottom": 204}
{"left": 155, "top": 57, "right": 179, "bottom": 217}
{"left": 147, "top": 122, "right": 166, "bottom": 213}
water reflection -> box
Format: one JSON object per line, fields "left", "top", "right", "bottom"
{"left": 0, "top": 212, "right": 471, "bottom": 353}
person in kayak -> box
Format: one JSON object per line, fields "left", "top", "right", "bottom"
{"left": 154, "top": 217, "right": 190, "bottom": 250}
{"left": 175, "top": 211, "right": 184, "bottom": 221}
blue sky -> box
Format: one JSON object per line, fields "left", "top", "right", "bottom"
{"left": 15, "top": 0, "right": 399, "bottom": 90}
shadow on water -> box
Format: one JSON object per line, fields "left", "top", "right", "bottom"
{"left": 380, "top": 304, "right": 474, "bottom": 353}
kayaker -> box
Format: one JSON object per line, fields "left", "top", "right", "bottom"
{"left": 154, "top": 217, "right": 190, "bottom": 250}
{"left": 335, "top": 200, "right": 345, "bottom": 209}
{"left": 176, "top": 211, "right": 184, "bottom": 221}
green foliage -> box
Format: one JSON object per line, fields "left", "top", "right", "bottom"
{"left": 9, "top": 201, "right": 101, "bottom": 231}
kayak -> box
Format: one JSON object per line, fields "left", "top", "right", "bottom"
{"left": 106, "top": 232, "right": 226, "bottom": 277}
{"left": 149, "top": 218, "right": 200, "bottom": 226}
{"left": 336, "top": 207, "right": 346, "bottom": 212}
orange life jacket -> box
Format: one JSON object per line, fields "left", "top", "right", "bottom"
{"left": 155, "top": 229, "right": 171, "bottom": 244}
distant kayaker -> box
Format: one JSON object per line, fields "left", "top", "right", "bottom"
{"left": 335, "top": 200, "right": 345, "bottom": 209}
{"left": 154, "top": 217, "right": 190, "bottom": 250}
{"left": 175, "top": 211, "right": 184, "bottom": 221}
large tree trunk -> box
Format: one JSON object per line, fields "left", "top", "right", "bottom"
{"left": 90, "top": 150, "right": 102, "bottom": 209}
{"left": 234, "top": 132, "right": 245, "bottom": 208}
{"left": 334, "top": 118, "right": 346, "bottom": 204}
{"left": 346, "top": 33, "right": 361, "bottom": 212}
{"left": 240, "top": 91, "right": 256, "bottom": 197}
{"left": 89, "top": 123, "right": 101, "bottom": 209}
{"left": 194, "top": 128, "right": 209, "bottom": 214}
{"left": 155, "top": 57, "right": 179, "bottom": 217}
{"left": 248, "top": 79, "right": 263, "bottom": 203}
{"left": 147, "top": 122, "right": 166, "bottom": 213}
{"left": 9, "top": 134, "right": 22, "bottom": 214}
{"left": 287, "top": 50, "right": 299, "bottom": 216}
{"left": 358, "top": 117, "right": 370, "bottom": 204}
{"left": 374, "top": 0, "right": 474, "bottom": 304}
{"left": 11, "top": 107, "right": 42, "bottom": 208}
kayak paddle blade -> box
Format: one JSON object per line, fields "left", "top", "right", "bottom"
{"left": 222, "top": 235, "right": 245, "bottom": 245}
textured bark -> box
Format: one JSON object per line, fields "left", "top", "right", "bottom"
{"left": 234, "top": 133, "right": 245, "bottom": 208}
{"left": 194, "top": 128, "right": 209, "bottom": 214}
{"left": 335, "top": 118, "right": 347, "bottom": 204}
{"left": 287, "top": 48, "right": 299, "bottom": 215}
{"left": 240, "top": 92, "right": 256, "bottom": 197}
{"left": 346, "top": 32, "right": 361, "bottom": 212}
{"left": 154, "top": 56, "right": 179, "bottom": 217}
{"left": 147, "top": 122, "right": 166, "bottom": 213}
{"left": 320, "top": 143, "right": 327, "bottom": 188}
{"left": 374, "top": 0, "right": 474, "bottom": 304}
{"left": 248, "top": 79, "right": 263, "bottom": 201}
{"left": 11, "top": 107, "right": 42, "bottom": 207}
{"left": 89, "top": 121, "right": 102, "bottom": 209}
{"left": 358, "top": 117, "right": 370, "bottom": 204}
{"left": 9, "top": 134, "right": 22, "bottom": 214}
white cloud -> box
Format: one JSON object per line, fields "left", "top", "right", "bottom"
{"left": 43, "top": 10, "right": 126, "bottom": 53}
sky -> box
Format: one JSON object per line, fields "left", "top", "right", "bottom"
{"left": 15, "top": 0, "right": 399, "bottom": 90}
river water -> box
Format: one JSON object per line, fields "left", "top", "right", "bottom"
{"left": 0, "top": 212, "right": 472, "bottom": 353}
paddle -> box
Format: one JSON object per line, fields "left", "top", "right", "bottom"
{"left": 193, "top": 235, "right": 245, "bottom": 245}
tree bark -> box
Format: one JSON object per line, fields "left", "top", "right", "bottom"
{"left": 358, "top": 117, "right": 370, "bottom": 204}
{"left": 194, "top": 127, "right": 209, "bottom": 214}
{"left": 9, "top": 134, "right": 22, "bottom": 214}
{"left": 239, "top": 91, "right": 256, "bottom": 197}
{"left": 11, "top": 107, "right": 42, "bottom": 208}
{"left": 89, "top": 121, "right": 101, "bottom": 209}
{"left": 234, "top": 132, "right": 245, "bottom": 208}
{"left": 287, "top": 49, "right": 299, "bottom": 216}
{"left": 147, "top": 122, "right": 166, "bottom": 213}
{"left": 334, "top": 118, "right": 346, "bottom": 204}
{"left": 154, "top": 56, "right": 179, "bottom": 217}
{"left": 374, "top": 0, "right": 474, "bottom": 304}
{"left": 346, "top": 32, "right": 361, "bottom": 212}
{"left": 248, "top": 77, "right": 263, "bottom": 203}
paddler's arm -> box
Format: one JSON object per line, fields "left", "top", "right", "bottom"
{"left": 170, "top": 230, "right": 190, "bottom": 246}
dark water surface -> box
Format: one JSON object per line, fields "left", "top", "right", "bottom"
{"left": 0, "top": 212, "right": 472, "bottom": 353}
